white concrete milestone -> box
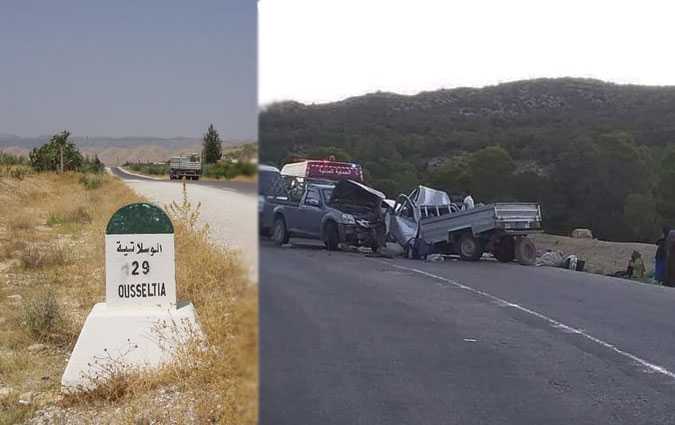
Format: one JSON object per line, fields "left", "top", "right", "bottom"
{"left": 61, "top": 302, "right": 200, "bottom": 389}
{"left": 105, "top": 234, "right": 176, "bottom": 308}
{"left": 61, "top": 203, "right": 202, "bottom": 390}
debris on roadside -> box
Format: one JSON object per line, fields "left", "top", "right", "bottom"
{"left": 563, "top": 255, "right": 585, "bottom": 272}
{"left": 536, "top": 250, "right": 586, "bottom": 272}
{"left": 536, "top": 250, "right": 564, "bottom": 267}
{"left": 426, "top": 254, "right": 445, "bottom": 263}
{"left": 18, "top": 391, "right": 34, "bottom": 405}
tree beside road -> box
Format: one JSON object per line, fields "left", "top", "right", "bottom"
{"left": 29, "top": 130, "right": 103, "bottom": 174}
{"left": 202, "top": 124, "right": 222, "bottom": 164}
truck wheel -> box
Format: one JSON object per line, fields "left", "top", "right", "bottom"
{"left": 459, "top": 232, "right": 483, "bottom": 261}
{"left": 325, "top": 221, "right": 339, "bottom": 251}
{"left": 515, "top": 237, "right": 536, "bottom": 265}
{"left": 272, "top": 216, "right": 289, "bottom": 246}
{"left": 493, "top": 235, "right": 515, "bottom": 263}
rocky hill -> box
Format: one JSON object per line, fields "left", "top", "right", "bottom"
{"left": 261, "top": 78, "right": 675, "bottom": 165}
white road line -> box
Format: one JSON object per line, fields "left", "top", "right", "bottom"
{"left": 382, "top": 260, "right": 675, "bottom": 380}
{"left": 116, "top": 166, "right": 166, "bottom": 181}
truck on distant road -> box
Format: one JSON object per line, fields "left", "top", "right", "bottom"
{"left": 169, "top": 153, "right": 201, "bottom": 180}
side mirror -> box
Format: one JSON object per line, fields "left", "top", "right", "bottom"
{"left": 306, "top": 198, "right": 321, "bottom": 207}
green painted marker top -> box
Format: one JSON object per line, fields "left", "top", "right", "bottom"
{"left": 106, "top": 203, "right": 174, "bottom": 235}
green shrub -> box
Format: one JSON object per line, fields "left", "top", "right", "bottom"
{"left": 47, "top": 206, "right": 92, "bottom": 226}
{"left": 126, "top": 162, "right": 169, "bottom": 175}
{"left": 20, "top": 290, "right": 64, "bottom": 341}
{"left": 79, "top": 174, "right": 104, "bottom": 190}
{"left": 203, "top": 162, "right": 257, "bottom": 179}
{"left": 0, "top": 151, "right": 29, "bottom": 166}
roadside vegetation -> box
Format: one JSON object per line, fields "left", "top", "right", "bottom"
{"left": 122, "top": 124, "right": 258, "bottom": 181}
{"left": 124, "top": 159, "right": 257, "bottom": 180}
{"left": 202, "top": 161, "right": 256, "bottom": 179}
{"left": 124, "top": 162, "right": 170, "bottom": 176}
{"left": 0, "top": 151, "right": 33, "bottom": 180}
{"left": 0, "top": 133, "right": 257, "bottom": 423}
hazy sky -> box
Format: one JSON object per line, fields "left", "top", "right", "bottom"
{"left": 260, "top": 0, "right": 675, "bottom": 105}
{"left": 0, "top": 0, "right": 257, "bottom": 139}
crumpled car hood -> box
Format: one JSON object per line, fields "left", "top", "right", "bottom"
{"left": 328, "top": 179, "right": 385, "bottom": 214}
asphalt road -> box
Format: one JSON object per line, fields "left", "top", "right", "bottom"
{"left": 260, "top": 239, "right": 675, "bottom": 424}
{"left": 110, "top": 166, "right": 257, "bottom": 195}
{"left": 111, "top": 166, "right": 258, "bottom": 280}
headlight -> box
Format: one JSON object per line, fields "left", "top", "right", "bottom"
{"left": 341, "top": 213, "right": 356, "bottom": 224}
{"left": 258, "top": 196, "right": 265, "bottom": 213}
{"left": 356, "top": 219, "right": 370, "bottom": 228}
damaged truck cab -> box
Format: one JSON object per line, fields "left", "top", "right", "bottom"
{"left": 389, "top": 186, "right": 542, "bottom": 264}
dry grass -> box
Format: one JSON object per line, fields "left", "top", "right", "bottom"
{"left": 20, "top": 243, "right": 72, "bottom": 270}
{"left": 46, "top": 206, "right": 92, "bottom": 227}
{"left": 531, "top": 233, "right": 658, "bottom": 277}
{"left": 0, "top": 172, "right": 257, "bottom": 424}
{"left": 19, "top": 289, "right": 77, "bottom": 347}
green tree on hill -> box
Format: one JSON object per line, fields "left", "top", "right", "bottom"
{"left": 202, "top": 124, "right": 222, "bottom": 164}
{"left": 624, "top": 193, "right": 662, "bottom": 242}
{"left": 29, "top": 130, "right": 83, "bottom": 172}
{"left": 468, "top": 146, "right": 515, "bottom": 202}
{"left": 656, "top": 145, "right": 675, "bottom": 226}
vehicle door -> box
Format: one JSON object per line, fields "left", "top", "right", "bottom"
{"left": 389, "top": 194, "right": 419, "bottom": 246}
{"left": 291, "top": 186, "right": 324, "bottom": 238}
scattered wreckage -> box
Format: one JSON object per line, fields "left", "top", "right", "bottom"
{"left": 388, "top": 186, "right": 543, "bottom": 265}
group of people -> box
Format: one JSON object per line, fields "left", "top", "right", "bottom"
{"left": 616, "top": 226, "right": 672, "bottom": 286}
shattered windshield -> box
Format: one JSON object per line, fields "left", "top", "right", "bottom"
{"left": 321, "top": 188, "right": 334, "bottom": 202}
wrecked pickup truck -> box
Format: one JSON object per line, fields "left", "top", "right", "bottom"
{"left": 264, "top": 178, "right": 387, "bottom": 251}
{"left": 389, "top": 186, "right": 542, "bottom": 265}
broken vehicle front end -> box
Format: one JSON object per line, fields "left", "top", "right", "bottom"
{"left": 328, "top": 180, "right": 387, "bottom": 250}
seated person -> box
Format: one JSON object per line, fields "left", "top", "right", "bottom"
{"left": 627, "top": 250, "right": 646, "bottom": 279}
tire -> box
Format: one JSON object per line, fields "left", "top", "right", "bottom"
{"left": 458, "top": 232, "right": 483, "bottom": 261}
{"left": 515, "top": 237, "right": 536, "bottom": 266}
{"left": 272, "top": 216, "right": 289, "bottom": 246}
{"left": 493, "top": 235, "right": 515, "bottom": 263}
{"left": 325, "top": 221, "right": 339, "bottom": 251}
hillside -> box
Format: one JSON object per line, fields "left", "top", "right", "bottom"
{"left": 260, "top": 78, "right": 675, "bottom": 163}
{"left": 259, "top": 78, "right": 675, "bottom": 242}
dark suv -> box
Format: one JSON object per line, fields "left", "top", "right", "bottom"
{"left": 264, "top": 178, "right": 387, "bottom": 251}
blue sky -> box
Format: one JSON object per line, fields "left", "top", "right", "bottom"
{"left": 0, "top": 0, "right": 257, "bottom": 139}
